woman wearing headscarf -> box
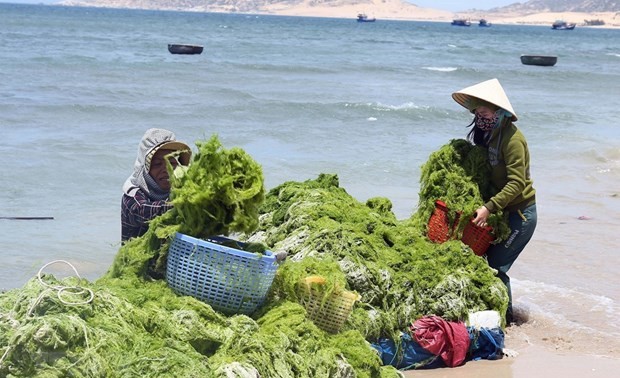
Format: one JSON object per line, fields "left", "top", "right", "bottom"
{"left": 452, "top": 78, "right": 537, "bottom": 324}
{"left": 121, "top": 128, "right": 191, "bottom": 242}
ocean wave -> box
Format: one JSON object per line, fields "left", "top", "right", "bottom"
{"left": 514, "top": 278, "right": 620, "bottom": 338}
{"left": 422, "top": 66, "right": 458, "bottom": 72}
{"left": 231, "top": 61, "right": 338, "bottom": 74}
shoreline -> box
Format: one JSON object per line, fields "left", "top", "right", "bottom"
{"left": 57, "top": 0, "right": 620, "bottom": 29}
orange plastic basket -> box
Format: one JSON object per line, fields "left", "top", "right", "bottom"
{"left": 427, "top": 200, "right": 461, "bottom": 243}
{"left": 461, "top": 221, "right": 494, "bottom": 256}
{"left": 427, "top": 200, "right": 451, "bottom": 243}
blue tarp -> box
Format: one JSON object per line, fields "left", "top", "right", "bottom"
{"left": 468, "top": 327, "right": 504, "bottom": 360}
{"left": 371, "top": 332, "right": 444, "bottom": 370}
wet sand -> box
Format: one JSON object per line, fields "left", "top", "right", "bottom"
{"left": 403, "top": 342, "right": 620, "bottom": 378}
{"left": 404, "top": 345, "right": 620, "bottom": 378}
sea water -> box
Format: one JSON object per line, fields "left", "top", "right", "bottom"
{"left": 1, "top": 3, "right": 619, "bottom": 356}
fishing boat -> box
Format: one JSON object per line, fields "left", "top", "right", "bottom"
{"left": 584, "top": 19, "right": 605, "bottom": 26}
{"left": 451, "top": 19, "right": 471, "bottom": 26}
{"left": 168, "top": 44, "right": 203, "bottom": 55}
{"left": 479, "top": 19, "right": 491, "bottom": 27}
{"left": 357, "top": 13, "right": 376, "bottom": 23}
{"left": 520, "top": 55, "right": 558, "bottom": 67}
{"left": 551, "top": 20, "right": 576, "bottom": 30}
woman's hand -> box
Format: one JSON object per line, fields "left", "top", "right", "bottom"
{"left": 473, "top": 205, "right": 490, "bottom": 227}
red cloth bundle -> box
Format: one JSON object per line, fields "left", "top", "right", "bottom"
{"left": 411, "top": 315, "right": 471, "bottom": 367}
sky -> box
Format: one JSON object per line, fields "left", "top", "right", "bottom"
{"left": 0, "top": 0, "right": 523, "bottom": 12}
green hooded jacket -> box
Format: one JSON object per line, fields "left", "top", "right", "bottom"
{"left": 484, "top": 122, "right": 536, "bottom": 213}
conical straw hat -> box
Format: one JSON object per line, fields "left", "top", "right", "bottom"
{"left": 452, "top": 78, "right": 518, "bottom": 121}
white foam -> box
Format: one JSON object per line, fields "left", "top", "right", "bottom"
{"left": 422, "top": 66, "right": 458, "bottom": 72}
{"left": 372, "top": 101, "right": 421, "bottom": 110}
{"left": 513, "top": 278, "right": 620, "bottom": 337}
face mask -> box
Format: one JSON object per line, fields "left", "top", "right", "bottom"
{"left": 474, "top": 111, "right": 499, "bottom": 131}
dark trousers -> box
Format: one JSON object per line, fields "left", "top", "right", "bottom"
{"left": 486, "top": 203, "right": 537, "bottom": 322}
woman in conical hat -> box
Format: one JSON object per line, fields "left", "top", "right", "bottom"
{"left": 452, "top": 78, "right": 537, "bottom": 324}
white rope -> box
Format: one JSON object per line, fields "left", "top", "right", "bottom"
{"left": 35, "top": 260, "right": 95, "bottom": 307}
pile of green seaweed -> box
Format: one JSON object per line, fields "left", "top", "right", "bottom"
{"left": 0, "top": 136, "right": 508, "bottom": 377}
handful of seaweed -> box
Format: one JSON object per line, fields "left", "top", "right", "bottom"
{"left": 0, "top": 137, "right": 509, "bottom": 377}
{"left": 413, "top": 139, "right": 510, "bottom": 242}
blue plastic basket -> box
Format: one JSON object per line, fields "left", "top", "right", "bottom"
{"left": 166, "top": 232, "right": 278, "bottom": 315}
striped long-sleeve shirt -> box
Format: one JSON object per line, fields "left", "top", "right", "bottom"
{"left": 121, "top": 189, "right": 172, "bottom": 242}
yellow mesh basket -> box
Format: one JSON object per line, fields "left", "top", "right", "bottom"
{"left": 299, "top": 275, "right": 361, "bottom": 333}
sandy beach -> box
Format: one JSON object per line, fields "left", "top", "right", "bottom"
{"left": 259, "top": 0, "right": 620, "bottom": 29}
{"left": 404, "top": 345, "right": 620, "bottom": 378}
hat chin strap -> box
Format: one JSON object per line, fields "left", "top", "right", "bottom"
{"left": 495, "top": 109, "right": 514, "bottom": 128}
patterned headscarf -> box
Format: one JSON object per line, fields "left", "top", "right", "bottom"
{"left": 122, "top": 128, "right": 191, "bottom": 200}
